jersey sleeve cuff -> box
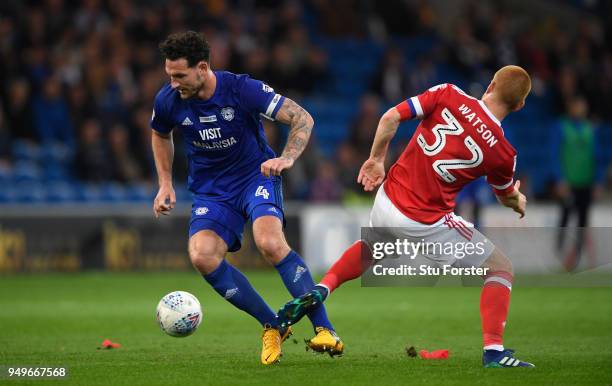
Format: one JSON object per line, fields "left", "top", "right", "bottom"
{"left": 490, "top": 179, "right": 515, "bottom": 196}
{"left": 409, "top": 96, "right": 424, "bottom": 118}
{"left": 263, "top": 94, "right": 285, "bottom": 121}
{"left": 395, "top": 97, "right": 424, "bottom": 121}
{"left": 151, "top": 122, "right": 173, "bottom": 135}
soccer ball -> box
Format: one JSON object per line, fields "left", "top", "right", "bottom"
{"left": 156, "top": 291, "right": 203, "bottom": 337}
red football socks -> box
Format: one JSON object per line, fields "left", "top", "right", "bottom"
{"left": 480, "top": 270, "right": 513, "bottom": 350}
{"left": 320, "top": 241, "right": 372, "bottom": 293}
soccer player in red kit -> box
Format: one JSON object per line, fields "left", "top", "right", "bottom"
{"left": 279, "top": 65, "right": 534, "bottom": 367}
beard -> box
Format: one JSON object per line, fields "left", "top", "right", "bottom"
{"left": 177, "top": 88, "right": 194, "bottom": 99}
{"left": 178, "top": 75, "right": 204, "bottom": 99}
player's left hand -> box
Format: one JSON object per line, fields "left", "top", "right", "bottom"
{"left": 261, "top": 157, "right": 294, "bottom": 177}
{"left": 358, "top": 158, "right": 385, "bottom": 192}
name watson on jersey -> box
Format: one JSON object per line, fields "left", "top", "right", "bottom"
{"left": 457, "top": 104, "right": 498, "bottom": 148}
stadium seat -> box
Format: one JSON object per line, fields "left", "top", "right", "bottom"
{"left": 12, "top": 140, "right": 42, "bottom": 162}
{"left": 0, "top": 184, "right": 18, "bottom": 203}
{"left": 80, "top": 184, "right": 104, "bottom": 202}
{"left": 13, "top": 160, "right": 42, "bottom": 182}
{"left": 46, "top": 181, "right": 78, "bottom": 203}
{"left": 126, "top": 183, "right": 154, "bottom": 202}
{"left": 14, "top": 181, "right": 46, "bottom": 203}
{"left": 43, "top": 162, "right": 72, "bottom": 182}
{"left": 99, "top": 183, "right": 128, "bottom": 202}
{"left": 40, "top": 142, "right": 73, "bottom": 165}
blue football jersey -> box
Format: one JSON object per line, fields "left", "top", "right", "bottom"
{"left": 151, "top": 71, "right": 285, "bottom": 198}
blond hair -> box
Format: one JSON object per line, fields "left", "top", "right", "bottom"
{"left": 492, "top": 65, "right": 531, "bottom": 110}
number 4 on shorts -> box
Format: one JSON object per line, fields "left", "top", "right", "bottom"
{"left": 255, "top": 186, "right": 270, "bottom": 199}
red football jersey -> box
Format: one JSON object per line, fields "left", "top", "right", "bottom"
{"left": 384, "top": 83, "right": 517, "bottom": 224}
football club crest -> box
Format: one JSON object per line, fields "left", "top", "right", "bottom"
{"left": 220, "top": 107, "right": 235, "bottom": 121}
{"left": 194, "top": 207, "right": 209, "bottom": 215}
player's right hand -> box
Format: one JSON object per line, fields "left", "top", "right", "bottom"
{"left": 358, "top": 158, "right": 385, "bottom": 192}
{"left": 513, "top": 180, "right": 527, "bottom": 218}
{"left": 498, "top": 180, "right": 526, "bottom": 218}
{"left": 153, "top": 184, "right": 176, "bottom": 218}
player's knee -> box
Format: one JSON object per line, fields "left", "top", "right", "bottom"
{"left": 482, "top": 249, "right": 513, "bottom": 275}
{"left": 494, "top": 258, "right": 513, "bottom": 276}
{"left": 254, "top": 234, "right": 289, "bottom": 264}
{"left": 189, "top": 238, "right": 224, "bottom": 274}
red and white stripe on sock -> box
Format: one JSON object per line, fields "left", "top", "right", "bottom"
{"left": 480, "top": 270, "right": 513, "bottom": 351}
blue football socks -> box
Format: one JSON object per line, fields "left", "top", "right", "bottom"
{"left": 204, "top": 259, "right": 277, "bottom": 327}
{"left": 275, "top": 251, "right": 334, "bottom": 331}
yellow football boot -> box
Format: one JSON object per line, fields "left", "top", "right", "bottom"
{"left": 306, "top": 327, "right": 344, "bottom": 357}
{"left": 261, "top": 325, "right": 292, "bottom": 365}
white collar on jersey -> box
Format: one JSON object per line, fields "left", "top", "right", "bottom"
{"left": 477, "top": 100, "right": 502, "bottom": 127}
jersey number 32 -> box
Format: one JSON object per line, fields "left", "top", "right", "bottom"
{"left": 417, "top": 108, "right": 483, "bottom": 183}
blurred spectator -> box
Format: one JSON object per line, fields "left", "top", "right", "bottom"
{"left": 371, "top": 47, "right": 410, "bottom": 103}
{"left": 74, "top": 119, "right": 111, "bottom": 181}
{"left": 0, "top": 105, "right": 11, "bottom": 168}
{"left": 5, "top": 78, "right": 36, "bottom": 142}
{"left": 131, "top": 105, "right": 155, "bottom": 175}
{"left": 309, "top": 160, "right": 342, "bottom": 202}
{"left": 74, "top": 0, "right": 110, "bottom": 34}
{"left": 486, "top": 11, "right": 518, "bottom": 68}
{"left": 336, "top": 143, "right": 361, "bottom": 195}
{"left": 286, "top": 25, "right": 310, "bottom": 65}
{"left": 267, "top": 43, "right": 301, "bottom": 95}
{"left": 371, "top": 0, "right": 419, "bottom": 37}
{"left": 551, "top": 96, "right": 603, "bottom": 270}
{"left": 348, "top": 94, "right": 381, "bottom": 156}
{"left": 408, "top": 57, "right": 438, "bottom": 96}
{"left": 311, "top": 0, "right": 366, "bottom": 38}
{"left": 273, "top": 1, "right": 304, "bottom": 37}
{"left": 32, "top": 75, "right": 74, "bottom": 147}
{"left": 67, "top": 83, "right": 96, "bottom": 131}
{"left": 591, "top": 52, "right": 612, "bottom": 121}
{"left": 24, "top": 44, "right": 50, "bottom": 86}
{"left": 552, "top": 67, "right": 578, "bottom": 115}
{"left": 0, "top": 16, "right": 19, "bottom": 76}
{"left": 108, "top": 123, "right": 144, "bottom": 183}
{"left": 240, "top": 47, "right": 270, "bottom": 81}
{"left": 299, "top": 47, "right": 330, "bottom": 94}
{"left": 335, "top": 140, "right": 379, "bottom": 205}
{"left": 447, "top": 21, "right": 490, "bottom": 78}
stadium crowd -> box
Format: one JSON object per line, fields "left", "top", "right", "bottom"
{"left": 0, "top": 0, "right": 610, "bottom": 202}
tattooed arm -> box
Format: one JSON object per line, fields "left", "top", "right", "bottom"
{"left": 276, "top": 98, "right": 314, "bottom": 161}
{"left": 260, "top": 98, "right": 314, "bottom": 177}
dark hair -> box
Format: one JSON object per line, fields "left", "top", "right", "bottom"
{"left": 159, "top": 31, "right": 210, "bottom": 67}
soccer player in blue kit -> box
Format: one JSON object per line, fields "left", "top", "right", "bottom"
{"left": 150, "top": 31, "right": 343, "bottom": 365}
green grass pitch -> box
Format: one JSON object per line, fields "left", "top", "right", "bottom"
{"left": 1, "top": 271, "right": 611, "bottom": 385}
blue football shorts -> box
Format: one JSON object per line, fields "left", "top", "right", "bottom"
{"left": 188, "top": 174, "right": 284, "bottom": 252}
